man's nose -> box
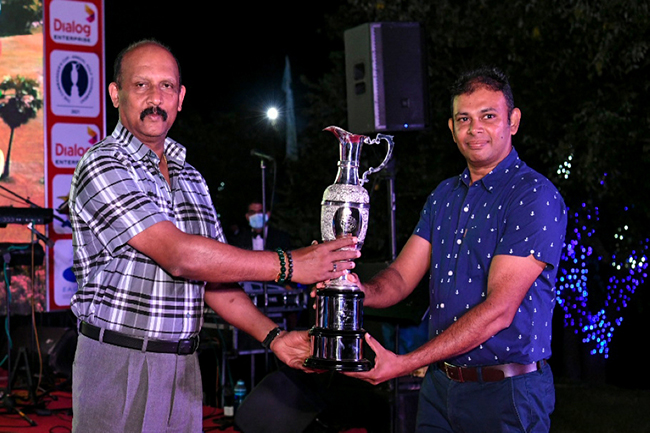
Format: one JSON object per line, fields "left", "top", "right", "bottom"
{"left": 147, "top": 86, "right": 163, "bottom": 105}
{"left": 468, "top": 120, "right": 482, "bottom": 134}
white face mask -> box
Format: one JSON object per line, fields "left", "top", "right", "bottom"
{"left": 249, "top": 213, "right": 268, "bottom": 229}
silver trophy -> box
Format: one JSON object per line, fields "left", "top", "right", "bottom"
{"left": 304, "top": 126, "right": 394, "bottom": 371}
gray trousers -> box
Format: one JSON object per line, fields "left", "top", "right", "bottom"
{"left": 72, "top": 334, "right": 203, "bottom": 433}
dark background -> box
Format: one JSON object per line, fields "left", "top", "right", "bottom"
{"left": 104, "top": 1, "right": 344, "bottom": 119}
{"left": 101, "top": 1, "right": 650, "bottom": 390}
{"left": 2, "top": 0, "right": 647, "bottom": 394}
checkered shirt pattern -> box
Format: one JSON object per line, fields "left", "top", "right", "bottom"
{"left": 69, "top": 123, "right": 225, "bottom": 340}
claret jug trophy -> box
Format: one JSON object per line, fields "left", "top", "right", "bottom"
{"left": 304, "top": 126, "right": 394, "bottom": 371}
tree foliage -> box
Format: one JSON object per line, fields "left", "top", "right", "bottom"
{"left": 0, "top": 0, "right": 43, "bottom": 36}
{"left": 270, "top": 0, "right": 649, "bottom": 260}
{"left": 0, "top": 74, "right": 43, "bottom": 179}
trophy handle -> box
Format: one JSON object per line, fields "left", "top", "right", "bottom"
{"left": 359, "top": 133, "right": 395, "bottom": 186}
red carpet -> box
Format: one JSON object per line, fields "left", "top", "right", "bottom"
{"left": 0, "top": 390, "right": 367, "bottom": 433}
{"left": 0, "top": 389, "right": 240, "bottom": 433}
{"left": 0, "top": 366, "right": 369, "bottom": 432}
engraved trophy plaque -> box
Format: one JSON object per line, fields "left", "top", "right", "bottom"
{"left": 304, "top": 126, "right": 394, "bottom": 371}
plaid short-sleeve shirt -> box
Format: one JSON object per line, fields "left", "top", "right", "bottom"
{"left": 69, "top": 123, "right": 225, "bottom": 340}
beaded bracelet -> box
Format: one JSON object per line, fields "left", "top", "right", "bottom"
{"left": 275, "top": 248, "right": 287, "bottom": 284}
{"left": 285, "top": 250, "right": 294, "bottom": 283}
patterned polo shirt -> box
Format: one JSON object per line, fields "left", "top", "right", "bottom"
{"left": 414, "top": 148, "right": 567, "bottom": 366}
{"left": 69, "top": 122, "right": 225, "bottom": 340}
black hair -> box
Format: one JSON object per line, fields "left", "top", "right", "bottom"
{"left": 449, "top": 66, "right": 515, "bottom": 118}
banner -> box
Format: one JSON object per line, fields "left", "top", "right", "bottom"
{"left": 43, "top": 0, "right": 105, "bottom": 310}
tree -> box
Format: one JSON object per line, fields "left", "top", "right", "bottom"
{"left": 0, "top": 75, "right": 43, "bottom": 180}
{"left": 0, "top": 0, "right": 43, "bottom": 36}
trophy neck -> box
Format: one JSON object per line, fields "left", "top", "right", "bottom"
{"left": 335, "top": 140, "right": 362, "bottom": 185}
{"left": 335, "top": 161, "right": 360, "bottom": 185}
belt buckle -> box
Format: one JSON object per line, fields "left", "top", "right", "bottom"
{"left": 444, "top": 362, "right": 462, "bottom": 382}
{"left": 178, "top": 336, "right": 199, "bottom": 355}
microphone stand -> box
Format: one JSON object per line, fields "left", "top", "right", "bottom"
{"left": 0, "top": 183, "right": 66, "bottom": 227}
{"left": 252, "top": 153, "right": 276, "bottom": 386}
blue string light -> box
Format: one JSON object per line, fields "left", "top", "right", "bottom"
{"left": 556, "top": 203, "right": 649, "bottom": 358}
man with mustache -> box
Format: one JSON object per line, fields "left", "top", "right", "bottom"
{"left": 139, "top": 105, "right": 168, "bottom": 121}
{"left": 68, "top": 39, "right": 359, "bottom": 433}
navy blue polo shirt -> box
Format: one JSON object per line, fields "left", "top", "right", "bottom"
{"left": 414, "top": 148, "right": 567, "bottom": 366}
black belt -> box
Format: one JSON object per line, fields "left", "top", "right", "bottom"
{"left": 437, "top": 359, "right": 547, "bottom": 383}
{"left": 79, "top": 321, "right": 199, "bottom": 355}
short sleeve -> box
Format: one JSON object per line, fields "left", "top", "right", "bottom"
{"left": 495, "top": 177, "right": 567, "bottom": 268}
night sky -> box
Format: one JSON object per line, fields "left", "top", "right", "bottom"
{"left": 104, "top": 2, "right": 345, "bottom": 116}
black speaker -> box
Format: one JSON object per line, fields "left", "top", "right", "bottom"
{"left": 344, "top": 22, "right": 429, "bottom": 133}
{"left": 10, "top": 326, "right": 77, "bottom": 379}
{"left": 234, "top": 369, "right": 325, "bottom": 433}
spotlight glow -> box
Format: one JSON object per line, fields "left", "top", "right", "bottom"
{"left": 267, "top": 107, "right": 279, "bottom": 121}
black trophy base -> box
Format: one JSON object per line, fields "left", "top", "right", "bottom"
{"left": 304, "top": 356, "right": 372, "bottom": 372}
{"left": 304, "top": 327, "right": 373, "bottom": 372}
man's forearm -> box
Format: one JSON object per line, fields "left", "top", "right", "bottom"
{"left": 363, "top": 266, "right": 415, "bottom": 308}
{"left": 204, "top": 283, "right": 279, "bottom": 343}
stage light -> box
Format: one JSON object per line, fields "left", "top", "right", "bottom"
{"left": 266, "top": 107, "right": 279, "bottom": 121}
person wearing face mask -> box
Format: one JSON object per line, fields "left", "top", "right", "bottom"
{"left": 229, "top": 199, "right": 292, "bottom": 253}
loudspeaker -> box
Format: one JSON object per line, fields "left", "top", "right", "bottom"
{"left": 10, "top": 326, "right": 77, "bottom": 379}
{"left": 41, "top": 327, "right": 77, "bottom": 378}
{"left": 345, "top": 22, "right": 429, "bottom": 133}
{"left": 234, "top": 369, "right": 325, "bottom": 433}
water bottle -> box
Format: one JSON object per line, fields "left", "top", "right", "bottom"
{"left": 222, "top": 383, "right": 234, "bottom": 417}
{"left": 233, "top": 379, "right": 247, "bottom": 413}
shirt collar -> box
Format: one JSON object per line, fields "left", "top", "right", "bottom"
{"left": 455, "top": 147, "right": 522, "bottom": 193}
{"left": 112, "top": 121, "right": 187, "bottom": 166}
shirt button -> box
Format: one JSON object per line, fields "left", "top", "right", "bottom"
{"left": 463, "top": 205, "right": 470, "bottom": 212}
{"left": 456, "top": 239, "right": 462, "bottom": 245}
{"left": 448, "top": 270, "right": 453, "bottom": 276}
{"left": 440, "top": 303, "right": 445, "bottom": 309}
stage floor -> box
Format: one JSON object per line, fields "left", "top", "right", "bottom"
{"left": 0, "top": 376, "right": 369, "bottom": 433}
{"left": 0, "top": 390, "right": 242, "bottom": 433}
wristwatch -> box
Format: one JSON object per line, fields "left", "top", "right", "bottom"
{"left": 262, "top": 326, "right": 282, "bottom": 349}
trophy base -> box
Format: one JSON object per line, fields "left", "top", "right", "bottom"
{"left": 303, "top": 356, "right": 372, "bottom": 372}
{"left": 305, "top": 327, "right": 372, "bottom": 372}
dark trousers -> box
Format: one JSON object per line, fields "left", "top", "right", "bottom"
{"left": 415, "top": 363, "right": 555, "bottom": 432}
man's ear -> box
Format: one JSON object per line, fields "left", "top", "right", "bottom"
{"left": 448, "top": 118, "right": 458, "bottom": 143}
{"left": 108, "top": 82, "right": 120, "bottom": 108}
{"left": 509, "top": 108, "right": 521, "bottom": 135}
{"left": 177, "top": 85, "right": 186, "bottom": 112}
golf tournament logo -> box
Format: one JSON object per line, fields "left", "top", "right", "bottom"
{"left": 50, "top": 50, "right": 100, "bottom": 117}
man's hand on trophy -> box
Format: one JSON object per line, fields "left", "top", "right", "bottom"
{"left": 342, "top": 333, "right": 403, "bottom": 385}
{"left": 310, "top": 271, "right": 366, "bottom": 303}
{"left": 269, "top": 330, "right": 314, "bottom": 371}
{"left": 290, "top": 237, "right": 360, "bottom": 284}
